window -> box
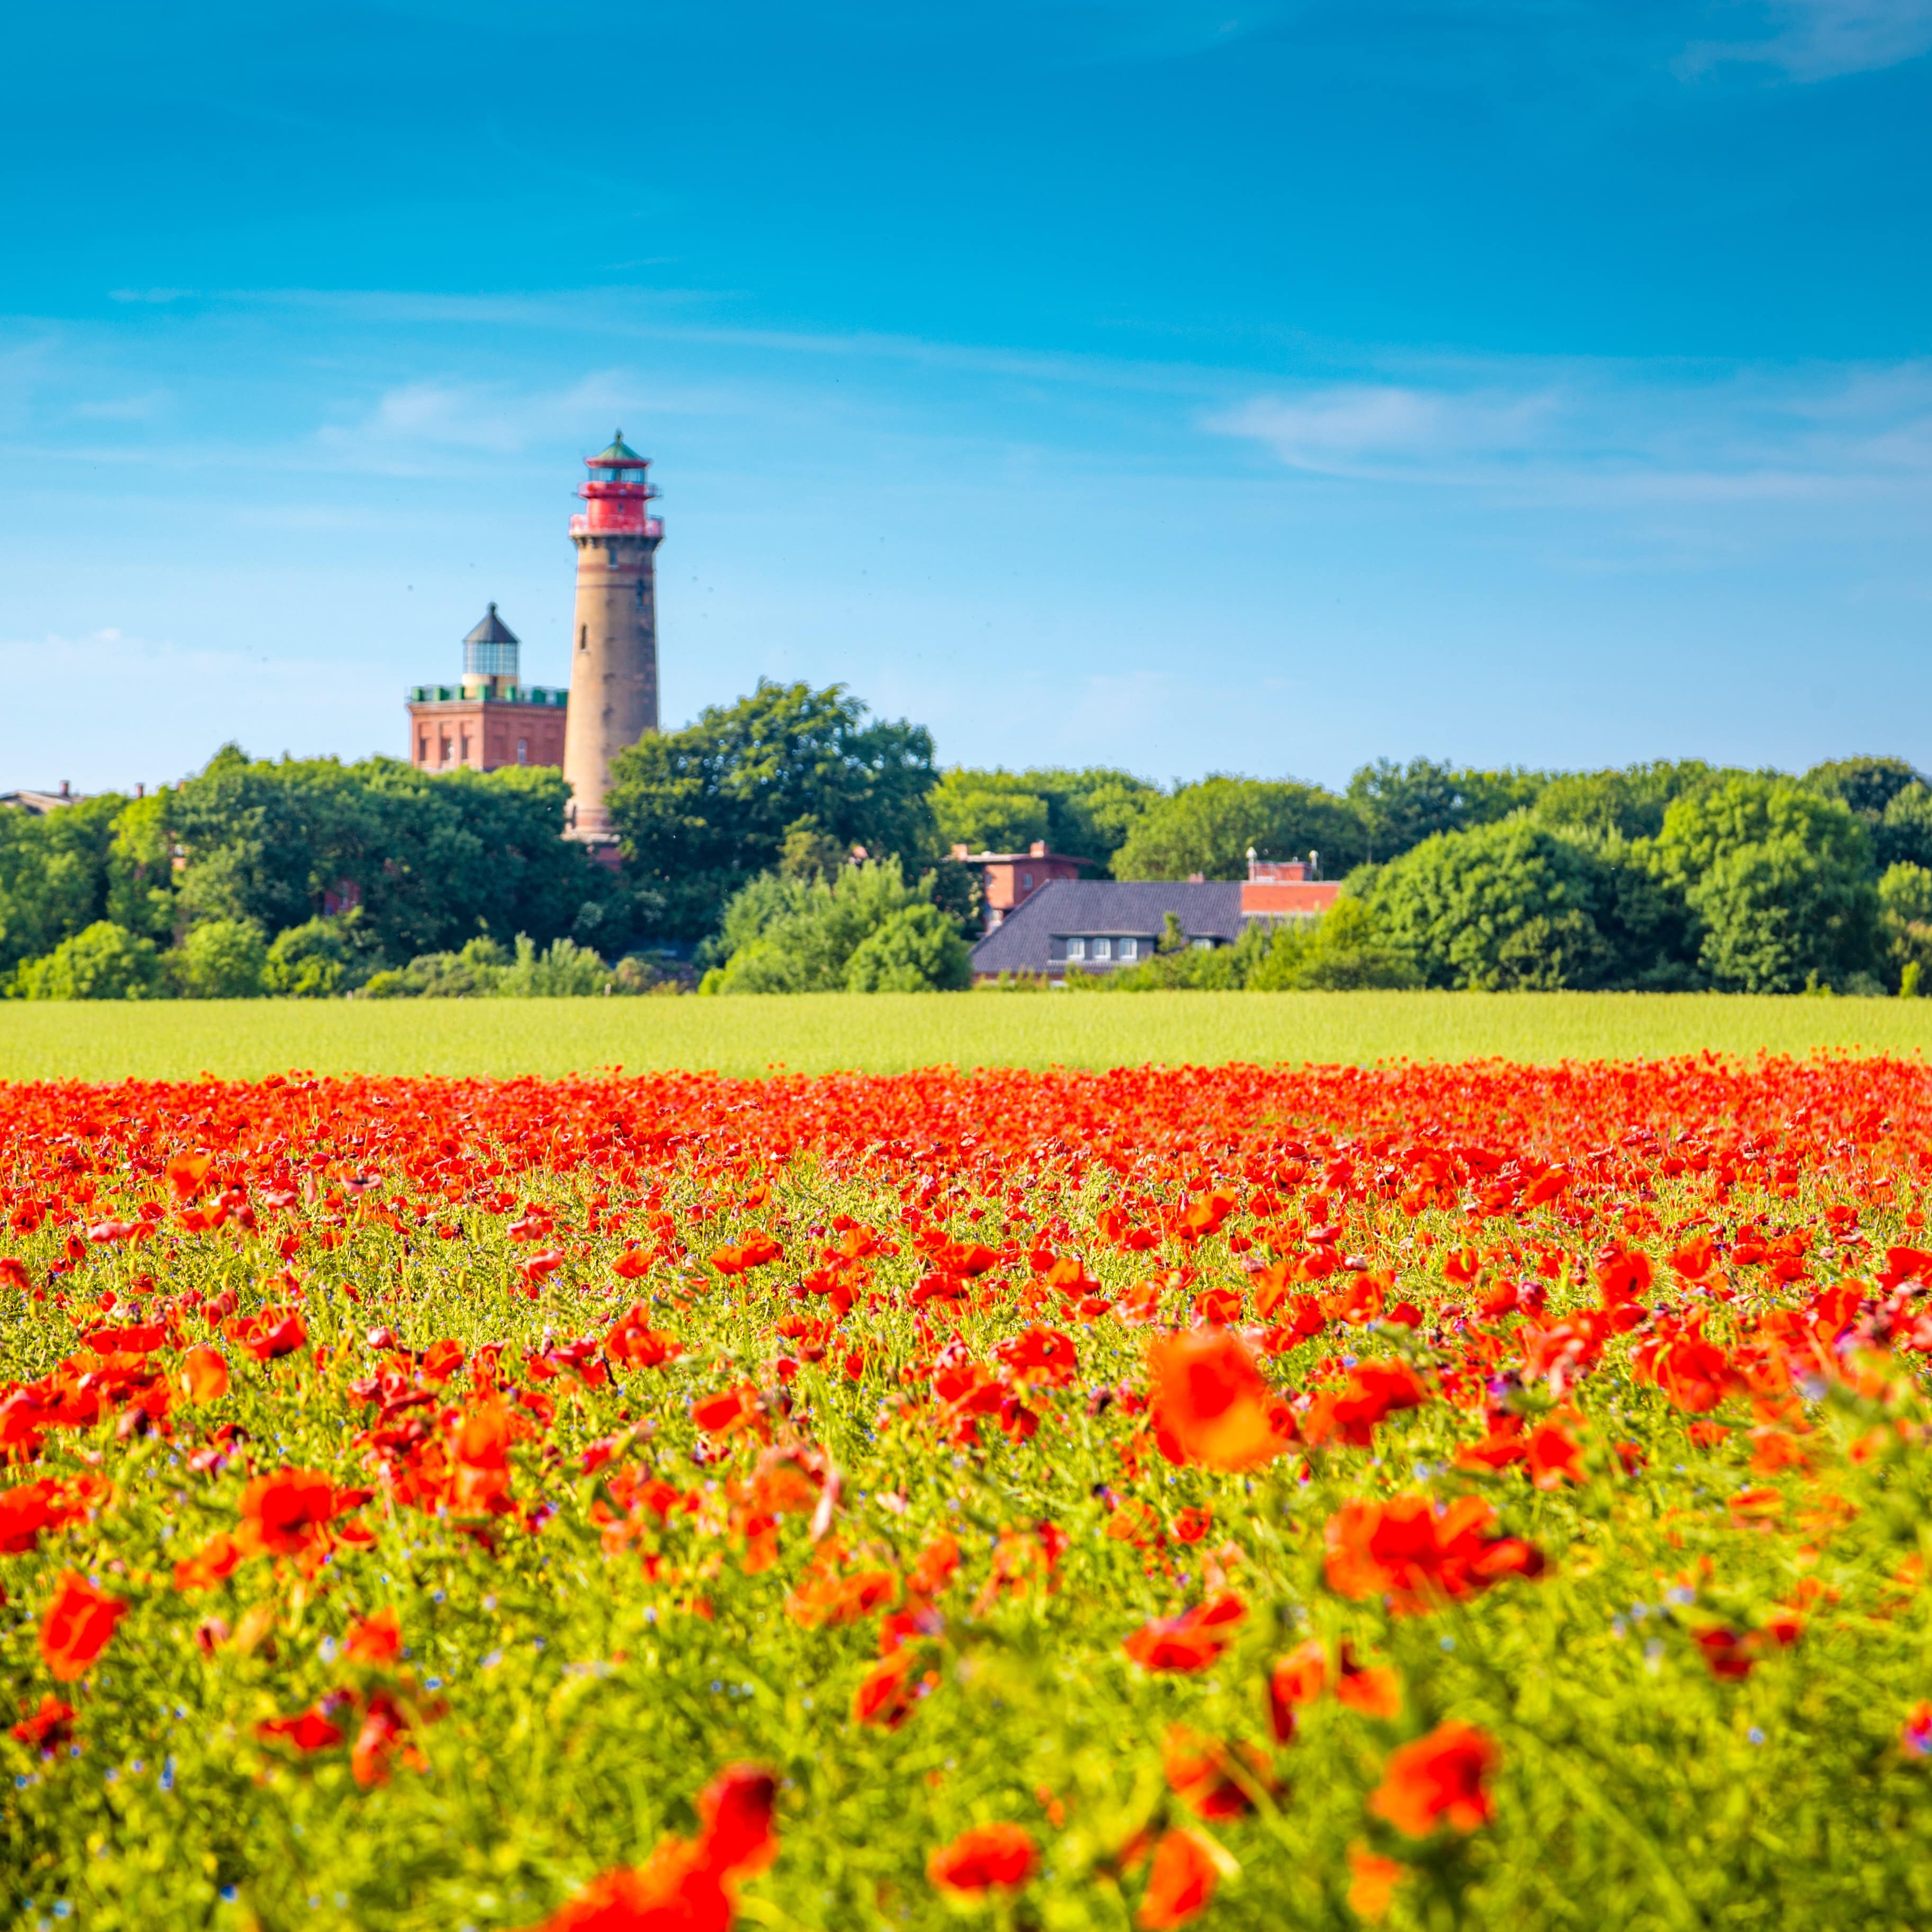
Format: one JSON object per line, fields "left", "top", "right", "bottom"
{"left": 1066, "top": 937, "right": 1086, "bottom": 961}
{"left": 517, "top": 739, "right": 529, "bottom": 764}
{"left": 1093, "top": 937, "right": 1113, "bottom": 962}
{"left": 1191, "top": 937, "right": 1213, "bottom": 951}
{"left": 460, "top": 734, "right": 471, "bottom": 763}
{"left": 579, "top": 624, "right": 588, "bottom": 652}
{"left": 440, "top": 739, "right": 453, "bottom": 766}
{"left": 417, "top": 737, "right": 428, "bottom": 764}
{"left": 636, "top": 580, "right": 646, "bottom": 608}
{"left": 1119, "top": 937, "right": 1138, "bottom": 961}
{"left": 1021, "top": 872, "right": 1033, "bottom": 891}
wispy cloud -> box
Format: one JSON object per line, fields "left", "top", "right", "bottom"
{"left": 1208, "top": 360, "right": 1932, "bottom": 505}
{"left": 1680, "top": 0, "right": 1932, "bottom": 80}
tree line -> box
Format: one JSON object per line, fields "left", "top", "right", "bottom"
{"left": 7, "top": 678, "right": 1932, "bottom": 995}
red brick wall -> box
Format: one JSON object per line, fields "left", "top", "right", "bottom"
{"left": 1240, "top": 881, "right": 1341, "bottom": 918}
{"left": 983, "top": 856, "right": 1083, "bottom": 917}
{"left": 407, "top": 701, "right": 568, "bottom": 773}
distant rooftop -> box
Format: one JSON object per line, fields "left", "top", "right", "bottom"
{"left": 1, "top": 784, "right": 84, "bottom": 814}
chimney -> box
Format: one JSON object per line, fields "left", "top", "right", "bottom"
{"left": 59, "top": 780, "right": 69, "bottom": 799}
{"left": 1029, "top": 840, "right": 1047, "bottom": 856}
{"left": 136, "top": 783, "right": 145, "bottom": 799}
{"left": 950, "top": 843, "right": 970, "bottom": 861}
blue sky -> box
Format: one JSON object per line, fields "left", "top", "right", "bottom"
{"left": 3, "top": 0, "right": 1929, "bottom": 793}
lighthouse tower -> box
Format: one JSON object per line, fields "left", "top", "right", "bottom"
{"left": 561, "top": 431, "right": 662, "bottom": 844}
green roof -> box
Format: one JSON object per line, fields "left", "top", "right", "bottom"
{"left": 587, "top": 430, "right": 646, "bottom": 467}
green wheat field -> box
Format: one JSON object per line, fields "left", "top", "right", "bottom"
{"left": 6, "top": 990, "right": 1932, "bottom": 1082}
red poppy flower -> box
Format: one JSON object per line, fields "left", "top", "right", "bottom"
{"left": 182, "top": 1345, "right": 230, "bottom": 1403}
{"left": 11, "top": 1694, "right": 75, "bottom": 1754}
{"left": 1324, "top": 1495, "right": 1543, "bottom": 1614}
{"left": 239, "top": 1469, "right": 343, "bottom": 1555}
{"left": 40, "top": 1572, "right": 129, "bottom": 1681}
{"left": 1137, "top": 1828, "right": 1218, "bottom": 1929}
{"left": 1146, "top": 1328, "right": 1291, "bottom": 1472}
{"left": 345, "top": 1606, "right": 402, "bottom": 1665}
{"left": 1123, "top": 1594, "right": 1246, "bottom": 1673}
{"left": 927, "top": 1821, "right": 1037, "bottom": 1893}
{"left": 1367, "top": 1721, "right": 1500, "bottom": 1836}
{"left": 258, "top": 1707, "right": 346, "bottom": 1753}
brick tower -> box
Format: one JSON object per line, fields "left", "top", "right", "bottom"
{"left": 561, "top": 431, "right": 662, "bottom": 844}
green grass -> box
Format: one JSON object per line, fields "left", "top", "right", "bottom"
{"left": 5, "top": 988, "right": 1932, "bottom": 1081}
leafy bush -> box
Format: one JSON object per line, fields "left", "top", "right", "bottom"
{"left": 1247, "top": 898, "right": 1424, "bottom": 990}
{"left": 493, "top": 935, "right": 613, "bottom": 997}
{"left": 363, "top": 937, "right": 513, "bottom": 999}
{"left": 12, "top": 920, "right": 165, "bottom": 999}
{"left": 844, "top": 905, "right": 972, "bottom": 991}
{"left": 170, "top": 918, "right": 268, "bottom": 998}
{"left": 704, "top": 860, "right": 934, "bottom": 994}
{"left": 263, "top": 913, "right": 383, "bottom": 998}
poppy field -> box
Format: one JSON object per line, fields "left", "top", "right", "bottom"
{"left": 5, "top": 1054, "right": 1932, "bottom": 1930}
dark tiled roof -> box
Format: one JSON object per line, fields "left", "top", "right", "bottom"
{"left": 463, "top": 602, "right": 520, "bottom": 647}
{"left": 969, "top": 880, "right": 1243, "bottom": 977}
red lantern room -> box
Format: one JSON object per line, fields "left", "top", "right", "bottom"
{"left": 568, "top": 431, "right": 664, "bottom": 540}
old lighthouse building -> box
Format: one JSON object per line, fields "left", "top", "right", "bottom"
{"left": 405, "top": 432, "right": 663, "bottom": 852}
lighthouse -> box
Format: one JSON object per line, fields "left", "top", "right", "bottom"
{"left": 561, "top": 431, "right": 663, "bottom": 844}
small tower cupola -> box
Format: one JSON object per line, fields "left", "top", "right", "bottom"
{"left": 461, "top": 602, "right": 522, "bottom": 697}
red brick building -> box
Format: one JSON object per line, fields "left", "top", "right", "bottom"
{"left": 951, "top": 840, "right": 1092, "bottom": 931}
{"left": 406, "top": 604, "right": 569, "bottom": 774}
{"left": 1240, "top": 854, "right": 1341, "bottom": 919}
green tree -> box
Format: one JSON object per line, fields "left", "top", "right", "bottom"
{"left": 931, "top": 773, "right": 1051, "bottom": 854}
{"left": 844, "top": 905, "right": 971, "bottom": 991}
{"left": 1875, "top": 783, "right": 1932, "bottom": 874}
{"left": 14, "top": 920, "right": 165, "bottom": 999}
{"left": 1346, "top": 759, "right": 1544, "bottom": 862}
{"left": 172, "top": 918, "right": 267, "bottom": 998}
{"left": 1366, "top": 819, "right": 1694, "bottom": 990}
{"left": 1113, "top": 776, "right": 1365, "bottom": 881}
{"left": 0, "top": 794, "right": 144, "bottom": 974}
{"left": 1533, "top": 762, "right": 1731, "bottom": 843}
{"left": 169, "top": 749, "right": 624, "bottom": 966}
{"left": 606, "top": 681, "right": 937, "bottom": 941}
{"left": 1804, "top": 755, "right": 1925, "bottom": 821}
{"left": 1651, "top": 776, "right": 1879, "bottom": 992}
{"left": 933, "top": 766, "right": 1159, "bottom": 871}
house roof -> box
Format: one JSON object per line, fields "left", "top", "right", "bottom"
{"left": 969, "top": 879, "right": 1244, "bottom": 976}
{"left": 0, "top": 789, "right": 84, "bottom": 815}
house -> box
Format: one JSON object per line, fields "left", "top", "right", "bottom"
{"left": 967, "top": 853, "right": 1345, "bottom": 983}
{"left": 950, "top": 840, "right": 1092, "bottom": 931}
{"left": 969, "top": 879, "right": 1244, "bottom": 982}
